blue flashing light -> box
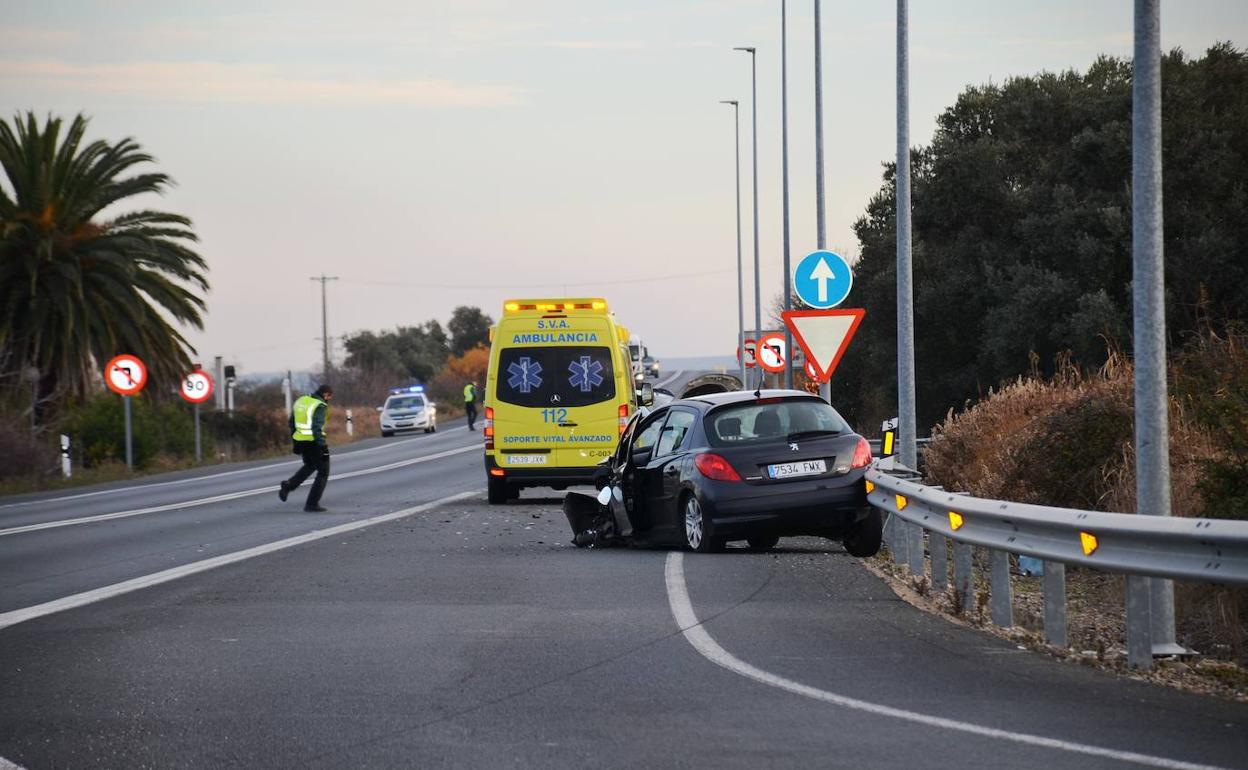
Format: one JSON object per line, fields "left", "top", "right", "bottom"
{"left": 389, "top": 384, "right": 425, "bottom": 395}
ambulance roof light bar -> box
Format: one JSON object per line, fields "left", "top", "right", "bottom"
{"left": 503, "top": 298, "right": 608, "bottom": 314}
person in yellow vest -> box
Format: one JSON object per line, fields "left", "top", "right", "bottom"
{"left": 279, "top": 384, "right": 333, "bottom": 512}
{"left": 464, "top": 380, "right": 479, "bottom": 431}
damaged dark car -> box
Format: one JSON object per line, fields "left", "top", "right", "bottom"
{"left": 564, "top": 389, "right": 882, "bottom": 555}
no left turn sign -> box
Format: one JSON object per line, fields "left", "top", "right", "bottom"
{"left": 105, "top": 354, "right": 147, "bottom": 396}
{"left": 181, "top": 369, "right": 214, "bottom": 404}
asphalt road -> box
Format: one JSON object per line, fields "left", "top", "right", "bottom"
{"left": 1, "top": 417, "right": 1246, "bottom": 769}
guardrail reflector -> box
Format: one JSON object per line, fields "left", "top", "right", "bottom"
{"left": 948, "top": 511, "right": 964, "bottom": 531}
{"left": 895, "top": 494, "right": 908, "bottom": 511}
{"left": 865, "top": 480, "right": 875, "bottom": 494}
{"left": 1080, "top": 531, "right": 1099, "bottom": 556}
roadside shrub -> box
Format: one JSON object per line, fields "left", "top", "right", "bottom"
{"left": 203, "top": 407, "right": 287, "bottom": 458}
{"left": 0, "top": 418, "right": 53, "bottom": 481}
{"left": 430, "top": 345, "right": 489, "bottom": 410}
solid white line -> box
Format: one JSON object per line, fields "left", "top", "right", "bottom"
{"left": 0, "top": 757, "right": 28, "bottom": 770}
{"left": 0, "top": 425, "right": 470, "bottom": 511}
{"left": 0, "top": 444, "right": 480, "bottom": 538}
{"left": 654, "top": 369, "right": 685, "bottom": 389}
{"left": 663, "top": 552, "right": 1229, "bottom": 770}
{"left": 0, "top": 490, "right": 480, "bottom": 632}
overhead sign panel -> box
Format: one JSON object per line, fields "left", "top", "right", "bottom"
{"left": 793, "top": 250, "right": 853, "bottom": 309}
{"left": 781, "top": 309, "right": 865, "bottom": 383}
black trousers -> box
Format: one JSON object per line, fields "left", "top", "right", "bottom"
{"left": 287, "top": 443, "right": 330, "bottom": 507}
{"left": 465, "top": 401, "right": 478, "bottom": 429}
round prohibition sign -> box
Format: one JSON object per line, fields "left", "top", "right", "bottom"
{"left": 757, "top": 333, "right": 787, "bottom": 373}
{"left": 104, "top": 354, "right": 147, "bottom": 396}
{"left": 181, "top": 369, "right": 214, "bottom": 404}
{"left": 737, "top": 338, "right": 759, "bottom": 369}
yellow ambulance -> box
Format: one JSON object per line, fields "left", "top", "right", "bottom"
{"left": 483, "top": 298, "right": 645, "bottom": 503}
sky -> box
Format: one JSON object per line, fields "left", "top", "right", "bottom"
{"left": 5, "top": 0, "right": 1247, "bottom": 377}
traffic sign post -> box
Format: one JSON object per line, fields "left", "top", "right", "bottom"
{"left": 781, "top": 309, "right": 865, "bottom": 385}
{"left": 181, "top": 369, "right": 214, "bottom": 462}
{"left": 105, "top": 355, "right": 148, "bottom": 470}
{"left": 793, "top": 250, "right": 853, "bottom": 309}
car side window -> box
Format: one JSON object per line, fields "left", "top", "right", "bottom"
{"left": 632, "top": 411, "right": 667, "bottom": 456}
{"left": 655, "top": 409, "right": 696, "bottom": 457}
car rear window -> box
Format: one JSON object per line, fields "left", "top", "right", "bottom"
{"left": 495, "top": 346, "right": 617, "bottom": 408}
{"left": 386, "top": 396, "right": 425, "bottom": 410}
{"left": 705, "top": 398, "right": 850, "bottom": 447}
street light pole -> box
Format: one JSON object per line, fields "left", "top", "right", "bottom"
{"left": 721, "top": 100, "right": 747, "bottom": 388}
{"left": 895, "top": 0, "right": 917, "bottom": 471}
{"left": 781, "top": 1, "right": 793, "bottom": 390}
{"left": 814, "top": 0, "right": 831, "bottom": 403}
{"left": 734, "top": 46, "right": 762, "bottom": 390}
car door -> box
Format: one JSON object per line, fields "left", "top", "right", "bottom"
{"left": 642, "top": 408, "right": 698, "bottom": 539}
{"left": 623, "top": 409, "right": 668, "bottom": 533}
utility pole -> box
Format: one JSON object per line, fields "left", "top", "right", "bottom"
{"left": 310, "top": 275, "right": 339, "bottom": 382}
{"left": 781, "top": 0, "right": 793, "bottom": 390}
{"left": 814, "top": 0, "right": 831, "bottom": 404}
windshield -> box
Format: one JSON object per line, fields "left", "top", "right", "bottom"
{"left": 705, "top": 398, "right": 849, "bottom": 447}
{"left": 496, "top": 346, "right": 616, "bottom": 408}
{"left": 385, "top": 395, "right": 426, "bottom": 410}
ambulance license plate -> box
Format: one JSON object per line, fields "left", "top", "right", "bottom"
{"left": 767, "top": 459, "right": 826, "bottom": 479}
{"left": 508, "top": 454, "right": 548, "bottom": 466}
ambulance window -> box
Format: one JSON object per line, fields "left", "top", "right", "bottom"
{"left": 495, "top": 346, "right": 616, "bottom": 408}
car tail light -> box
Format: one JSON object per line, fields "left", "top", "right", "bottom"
{"left": 489, "top": 468, "right": 505, "bottom": 477}
{"left": 851, "top": 436, "right": 872, "bottom": 469}
{"left": 618, "top": 404, "right": 629, "bottom": 435}
{"left": 694, "top": 453, "right": 742, "bottom": 482}
{"left": 484, "top": 406, "right": 494, "bottom": 450}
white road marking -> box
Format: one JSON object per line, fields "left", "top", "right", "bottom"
{"left": 663, "top": 552, "right": 1229, "bottom": 770}
{"left": 0, "top": 444, "right": 480, "bottom": 538}
{"left": 0, "top": 490, "right": 480, "bottom": 631}
{"left": 0, "top": 425, "right": 469, "bottom": 511}
{"left": 654, "top": 370, "right": 685, "bottom": 390}
{"left": 0, "top": 757, "right": 28, "bottom": 769}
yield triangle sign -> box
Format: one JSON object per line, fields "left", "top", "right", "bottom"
{"left": 781, "top": 309, "right": 865, "bottom": 383}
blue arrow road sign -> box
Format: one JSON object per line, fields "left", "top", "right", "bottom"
{"left": 792, "top": 250, "right": 852, "bottom": 309}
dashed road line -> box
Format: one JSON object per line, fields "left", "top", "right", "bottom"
{"left": 0, "top": 444, "right": 479, "bottom": 538}
{"left": 664, "top": 551, "right": 1228, "bottom": 770}
{"left": 0, "top": 490, "right": 480, "bottom": 631}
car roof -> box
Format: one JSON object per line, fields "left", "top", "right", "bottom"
{"left": 671, "top": 388, "right": 823, "bottom": 411}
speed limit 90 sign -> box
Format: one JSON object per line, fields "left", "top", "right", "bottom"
{"left": 180, "top": 370, "right": 214, "bottom": 404}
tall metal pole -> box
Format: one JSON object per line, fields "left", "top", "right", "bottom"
{"left": 814, "top": 0, "right": 831, "bottom": 403}
{"left": 896, "top": 0, "right": 917, "bottom": 471}
{"left": 310, "top": 275, "right": 339, "bottom": 381}
{"left": 721, "top": 100, "right": 747, "bottom": 388}
{"left": 781, "top": 1, "right": 793, "bottom": 390}
{"left": 194, "top": 402, "right": 202, "bottom": 462}
{"left": 734, "top": 46, "right": 762, "bottom": 390}
{"left": 1132, "top": 0, "right": 1178, "bottom": 660}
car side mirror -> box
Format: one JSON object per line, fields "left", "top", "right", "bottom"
{"left": 631, "top": 447, "right": 653, "bottom": 466}
{"left": 636, "top": 382, "right": 654, "bottom": 407}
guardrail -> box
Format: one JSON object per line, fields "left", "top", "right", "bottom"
{"left": 865, "top": 460, "right": 1248, "bottom": 668}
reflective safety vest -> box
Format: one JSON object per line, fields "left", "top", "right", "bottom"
{"left": 463, "top": 383, "right": 476, "bottom": 403}
{"left": 292, "top": 395, "right": 328, "bottom": 442}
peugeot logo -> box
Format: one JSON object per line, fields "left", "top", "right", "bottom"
{"left": 789, "top": 442, "right": 799, "bottom": 451}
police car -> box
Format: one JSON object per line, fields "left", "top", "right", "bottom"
{"left": 378, "top": 385, "right": 438, "bottom": 437}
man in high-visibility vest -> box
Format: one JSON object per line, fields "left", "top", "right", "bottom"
{"left": 279, "top": 384, "right": 333, "bottom": 512}
{"left": 464, "top": 380, "right": 478, "bottom": 431}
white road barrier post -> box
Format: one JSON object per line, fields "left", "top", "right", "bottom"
{"left": 60, "top": 434, "right": 71, "bottom": 479}
{"left": 346, "top": 409, "right": 354, "bottom": 437}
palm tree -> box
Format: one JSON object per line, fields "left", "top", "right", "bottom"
{"left": 0, "top": 113, "right": 209, "bottom": 418}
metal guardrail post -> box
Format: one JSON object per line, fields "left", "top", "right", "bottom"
{"left": 1043, "top": 561, "right": 1067, "bottom": 648}
{"left": 953, "top": 541, "right": 973, "bottom": 615}
{"left": 907, "top": 523, "right": 925, "bottom": 578}
{"left": 990, "top": 549, "right": 1013, "bottom": 627}
{"left": 930, "top": 534, "right": 948, "bottom": 592}
{"left": 891, "top": 518, "right": 909, "bottom": 568}
{"left": 1127, "top": 575, "right": 1154, "bottom": 668}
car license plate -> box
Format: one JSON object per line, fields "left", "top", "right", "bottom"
{"left": 508, "top": 454, "right": 548, "bottom": 466}
{"left": 767, "top": 459, "right": 826, "bottom": 479}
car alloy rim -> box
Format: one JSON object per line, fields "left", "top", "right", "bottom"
{"left": 685, "top": 497, "right": 703, "bottom": 549}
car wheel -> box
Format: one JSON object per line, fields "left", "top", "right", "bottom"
{"left": 430, "top": 422, "right": 437, "bottom": 433}
{"left": 746, "top": 534, "right": 780, "bottom": 552}
{"left": 487, "top": 475, "right": 508, "bottom": 505}
{"left": 683, "top": 494, "right": 723, "bottom": 553}
{"left": 843, "top": 508, "right": 883, "bottom": 557}
{"left": 506, "top": 484, "right": 521, "bottom": 500}
{"left": 381, "top": 430, "right": 394, "bottom": 438}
